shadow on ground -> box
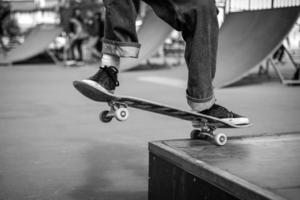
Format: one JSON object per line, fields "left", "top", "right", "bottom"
{"left": 223, "top": 73, "right": 278, "bottom": 88}
{"left": 69, "top": 139, "right": 147, "bottom": 200}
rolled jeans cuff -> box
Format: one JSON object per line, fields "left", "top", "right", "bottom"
{"left": 187, "top": 93, "right": 216, "bottom": 112}
{"left": 102, "top": 39, "right": 141, "bottom": 58}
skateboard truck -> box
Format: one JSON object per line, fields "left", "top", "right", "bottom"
{"left": 191, "top": 121, "right": 227, "bottom": 146}
{"left": 100, "top": 101, "right": 129, "bottom": 123}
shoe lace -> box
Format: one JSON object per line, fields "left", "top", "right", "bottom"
{"left": 214, "top": 104, "right": 234, "bottom": 118}
{"left": 104, "top": 66, "right": 119, "bottom": 87}
{"left": 92, "top": 66, "right": 119, "bottom": 87}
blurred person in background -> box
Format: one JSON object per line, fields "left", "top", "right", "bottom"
{"left": 94, "top": 10, "right": 105, "bottom": 57}
{"left": 0, "top": 1, "right": 11, "bottom": 53}
{"left": 273, "top": 44, "right": 286, "bottom": 64}
{"left": 85, "top": 10, "right": 103, "bottom": 61}
{"left": 0, "top": 1, "right": 20, "bottom": 53}
{"left": 68, "top": 8, "right": 87, "bottom": 62}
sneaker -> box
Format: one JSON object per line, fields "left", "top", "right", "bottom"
{"left": 88, "top": 66, "right": 119, "bottom": 91}
{"left": 200, "top": 104, "right": 250, "bottom": 125}
{"left": 73, "top": 66, "right": 119, "bottom": 101}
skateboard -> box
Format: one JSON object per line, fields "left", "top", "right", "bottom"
{"left": 73, "top": 80, "right": 251, "bottom": 146}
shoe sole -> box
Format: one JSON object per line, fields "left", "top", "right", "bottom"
{"left": 222, "top": 117, "right": 250, "bottom": 126}
{"left": 73, "top": 80, "right": 112, "bottom": 102}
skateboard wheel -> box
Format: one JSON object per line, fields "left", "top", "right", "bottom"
{"left": 214, "top": 133, "right": 227, "bottom": 146}
{"left": 100, "top": 110, "right": 113, "bottom": 123}
{"left": 115, "top": 108, "right": 129, "bottom": 121}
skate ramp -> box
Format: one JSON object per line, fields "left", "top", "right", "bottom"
{"left": 214, "top": 7, "right": 300, "bottom": 88}
{"left": 0, "top": 24, "right": 62, "bottom": 64}
{"left": 120, "top": 10, "right": 173, "bottom": 71}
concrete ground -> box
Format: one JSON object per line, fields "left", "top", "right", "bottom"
{"left": 0, "top": 63, "right": 299, "bottom": 200}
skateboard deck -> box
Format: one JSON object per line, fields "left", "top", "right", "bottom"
{"left": 73, "top": 80, "right": 251, "bottom": 146}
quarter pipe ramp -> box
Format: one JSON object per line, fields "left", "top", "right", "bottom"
{"left": 1, "top": 7, "right": 298, "bottom": 89}
{"left": 214, "top": 7, "right": 300, "bottom": 87}
{"left": 0, "top": 11, "right": 172, "bottom": 68}
{"left": 0, "top": 24, "right": 62, "bottom": 64}
{"left": 121, "top": 7, "right": 300, "bottom": 87}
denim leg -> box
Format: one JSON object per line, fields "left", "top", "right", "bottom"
{"left": 145, "top": 0, "right": 219, "bottom": 110}
{"left": 182, "top": 1, "right": 219, "bottom": 111}
{"left": 102, "top": 0, "right": 141, "bottom": 58}
{"left": 103, "top": 0, "right": 219, "bottom": 110}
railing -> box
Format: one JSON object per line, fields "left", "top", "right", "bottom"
{"left": 216, "top": 0, "right": 300, "bottom": 13}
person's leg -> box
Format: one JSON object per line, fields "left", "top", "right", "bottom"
{"left": 74, "top": 0, "right": 141, "bottom": 95}
{"left": 87, "top": 36, "right": 101, "bottom": 59}
{"left": 145, "top": 0, "right": 249, "bottom": 124}
{"left": 144, "top": 0, "right": 218, "bottom": 111}
{"left": 101, "top": 0, "right": 141, "bottom": 67}
{"left": 293, "top": 67, "right": 300, "bottom": 80}
{"left": 91, "top": 37, "right": 102, "bottom": 59}
{"left": 76, "top": 39, "right": 83, "bottom": 61}
{"left": 0, "top": 34, "right": 7, "bottom": 55}
{"left": 69, "top": 39, "right": 77, "bottom": 60}
{"left": 277, "top": 45, "right": 285, "bottom": 63}
{"left": 181, "top": 2, "right": 219, "bottom": 112}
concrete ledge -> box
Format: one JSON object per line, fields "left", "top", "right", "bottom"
{"left": 148, "top": 133, "right": 300, "bottom": 200}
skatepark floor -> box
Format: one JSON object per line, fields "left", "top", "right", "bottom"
{"left": 0, "top": 63, "right": 299, "bottom": 200}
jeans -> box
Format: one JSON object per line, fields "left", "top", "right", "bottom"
{"left": 70, "top": 38, "right": 84, "bottom": 61}
{"left": 102, "top": 0, "right": 219, "bottom": 111}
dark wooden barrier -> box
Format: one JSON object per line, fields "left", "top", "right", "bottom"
{"left": 149, "top": 133, "right": 300, "bottom": 200}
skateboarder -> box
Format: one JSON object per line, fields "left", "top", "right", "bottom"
{"left": 74, "top": 0, "right": 250, "bottom": 125}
